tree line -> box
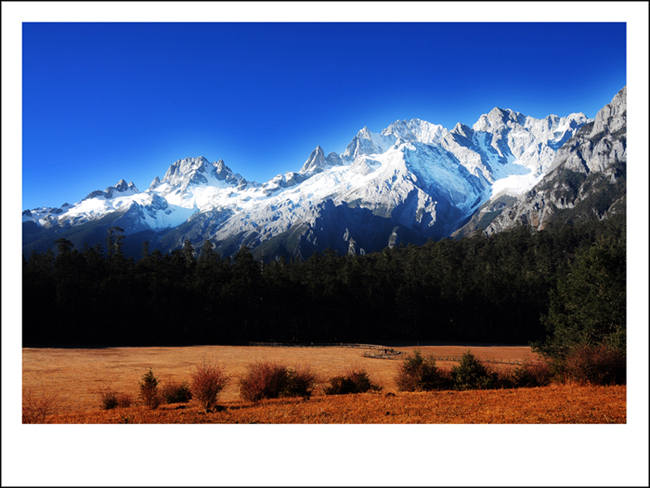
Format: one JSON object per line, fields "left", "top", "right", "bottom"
{"left": 22, "top": 212, "right": 626, "bottom": 352}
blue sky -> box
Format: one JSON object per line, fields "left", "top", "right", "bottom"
{"left": 22, "top": 21, "right": 627, "bottom": 210}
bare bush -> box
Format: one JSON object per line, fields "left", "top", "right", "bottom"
{"left": 325, "top": 367, "right": 382, "bottom": 395}
{"left": 563, "top": 343, "right": 626, "bottom": 385}
{"left": 99, "top": 388, "right": 134, "bottom": 410}
{"left": 99, "top": 388, "right": 119, "bottom": 410}
{"left": 116, "top": 392, "right": 134, "bottom": 408}
{"left": 285, "top": 366, "right": 318, "bottom": 399}
{"left": 23, "top": 390, "right": 59, "bottom": 423}
{"left": 511, "top": 360, "right": 552, "bottom": 388}
{"left": 239, "top": 361, "right": 317, "bottom": 402}
{"left": 161, "top": 380, "right": 193, "bottom": 404}
{"left": 191, "top": 362, "right": 229, "bottom": 412}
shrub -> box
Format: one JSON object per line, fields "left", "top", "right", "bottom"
{"left": 239, "top": 361, "right": 317, "bottom": 402}
{"left": 490, "top": 366, "right": 516, "bottom": 389}
{"left": 115, "top": 392, "right": 134, "bottom": 408}
{"left": 511, "top": 360, "right": 552, "bottom": 388}
{"left": 139, "top": 368, "right": 161, "bottom": 409}
{"left": 396, "top": 350, "right": 450, "bottom": 392}
{"left": 190, "top": 362, "right": 229, "bottom": 411}
{"left": 161, "top": 381, "right": 193, "bottom": 404}
{"left": 451, "top": 351, "right": 498, "bottom": 390}
{"left": 562, "top": 343, "right": 626, "bottom": 385}
{"left": 325, "top": 367, "right": 382, "bottom": 395}
{"left": 99, "top": 388, "right": 119, "bottom": 410}
{"left": 99, "top": 388, "right": 134, "bottom": 410}
{"left": 23, "top": 390, "right": 59, "bottom": 423}
{"left": 239, "top": 361, "right": 286, "bottom": 402}
{"left": 285, "top": 367, "right": 318, "bottom": 399}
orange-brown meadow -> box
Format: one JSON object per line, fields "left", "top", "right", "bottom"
{"left": 22, "top": 344, "right": 624, "bottom": 424}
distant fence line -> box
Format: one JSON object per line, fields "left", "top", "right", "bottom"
{"left": 362, "top": 350, "right": 405, "bottom": 360}
{"left": 248, "top": 342, "right": 524, "bottom": 365}
{"left": 248, "top": 341, "right": 392, "bottom": 350}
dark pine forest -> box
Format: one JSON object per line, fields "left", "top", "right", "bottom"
{"left": 22, "top": 213, "right": 626, "bottom": 348}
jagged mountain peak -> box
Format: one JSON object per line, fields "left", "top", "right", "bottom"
{"left": 589, "top": 86, "right": 626, "bottom": 137}
{"left": 158, "top": 156, "right": 245, "bottom": 194}
{"left": 214, "top": 158, "right": 229, "bottom": 173}
{"left": 382, "top": 118, "right": 448, "bottom": 145}
{"left": 473, "top": 107, "right": 525, "bottom": 132}
{"left": 298, "top": 146, "right": 346, "bottom": 176}
{"left": 356, "top": 126, "right": 373, "bottom": 139}
{"left": 488, "top": 106, "right": 514, "bottom": 118}
{"left": 548, "top": 87, "right": 626, "bottom": 176}
{"left": 341, "top": 126, "right": 390, "bottom": 161}
{"left": 82, "top": 179, "right": 139, "bottom": 201}
{"left": 114, "top": 178, "right": 137, "bottom": 192}
{"left": 300, "top": 146, "right": 326, "bottom": 174}
{"left": 163, "top": 156, "right": 210, "bottom": 179}
{"left": 149, "top": 175, "right": 161, "bottom": 190}
{"left": 450, "top": 122, "right": 473, "bottom": 136}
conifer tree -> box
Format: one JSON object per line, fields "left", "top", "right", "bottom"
{"left": 535, "top": 235, "right": 626, "bottom": 359}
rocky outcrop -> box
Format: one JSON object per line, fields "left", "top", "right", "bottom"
{"left": 484, "top": 86, "right": 626, "bottom": 233}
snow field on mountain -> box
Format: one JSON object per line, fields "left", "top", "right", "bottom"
{"left": 137, "top": 201, "right": 195, "bottom": 230}
{"left": 491, "top": 172, "right": 542, "bottom": 198}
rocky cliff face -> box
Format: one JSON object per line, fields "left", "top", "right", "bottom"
{"left": 477, "top": 86, "right": 626, "bottom": 234}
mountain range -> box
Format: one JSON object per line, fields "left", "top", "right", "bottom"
{"left": 22, "top": 86, "right": 626, "bottom": 261}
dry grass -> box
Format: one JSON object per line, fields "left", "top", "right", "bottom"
{"left": 45, "top": 383, "right": 626, "bottom": 424}
{"left": 22, "top": 344, "right": 624, "bottom": 424}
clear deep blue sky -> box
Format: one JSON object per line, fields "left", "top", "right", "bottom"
{"left": 22, "top": 22, "right": 626, "bottom": 210}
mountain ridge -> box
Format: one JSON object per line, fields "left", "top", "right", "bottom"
{"left": 23, "top": 91, "right": 627, "bottom": 261}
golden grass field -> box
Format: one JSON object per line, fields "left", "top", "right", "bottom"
{"left": 22, "top": 344, "right": 625, "bottom": 424}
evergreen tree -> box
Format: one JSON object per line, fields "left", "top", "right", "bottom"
{"left": 106, "top": 226, "right": 125, "bottom": 259}
{"left": 534, "top": 234, "right": 626, "bottom": 359}
{"left": 182, "top": 238, "right": 197, "bottom": 268}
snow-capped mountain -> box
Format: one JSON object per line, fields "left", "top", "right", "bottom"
{"left": 23, "top": 101, "right": 593, "bottom": 260}
{"left": 482, "top": 86, "right": 626, "bottom": 234}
